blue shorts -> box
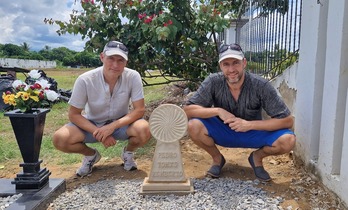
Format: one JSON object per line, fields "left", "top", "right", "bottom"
{"left": 67, "top": 120, "right": 129, "bottom": 143}
{"left": 196, "top": 117, "right": 294, "bottom": 148}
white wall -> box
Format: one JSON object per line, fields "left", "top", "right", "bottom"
{"left": 225, "top": 25, "right": 236, "bottom": 44}
{"left": 269, "top": 62, "right": 298, "bottom": 116}
{"left": 0, "top": 58, "right": 56, "bottom": 69}
{"left": 317, "top": 0, "right": 348, "bottom": 203}
{"left": 293, "top": 0, "right": 348, "bottom": 206}
{"left": 269, "top": 1, "right": 348, "bottom": 206}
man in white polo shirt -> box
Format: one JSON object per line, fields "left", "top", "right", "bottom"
{"left": 53, "top": 41, "right": 151, "bottom": 177}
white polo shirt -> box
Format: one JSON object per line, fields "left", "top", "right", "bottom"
{"left": 69, "top": 66, "right": 144, "bottom": 126}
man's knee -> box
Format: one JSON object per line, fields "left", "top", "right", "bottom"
{"left": 286, "top": 134, "right": 296, "bottom": 151}
{"left": 187, "top": 119, "right": 204, "bottom": 136}
{"left": 128, "top": 119, "right": 151, "bottom": 144}
{"left": 275, "top": 134, "right": 296, "bottom": 153}
{"left": 52, "top": 126, "right": 83, "bottom": 151}
{"left": 52, "top": 129, "right": 66, "bottom": 150}
{"left": 139, "top": 124, "right": 151, "bottom": 143}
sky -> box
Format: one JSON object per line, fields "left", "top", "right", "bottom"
{"left": 0, "top": 0, "right": 86, "bottom": 52}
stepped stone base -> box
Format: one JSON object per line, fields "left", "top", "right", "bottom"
{"left": 140, "top": 177, "right": 194, "bottom": 195}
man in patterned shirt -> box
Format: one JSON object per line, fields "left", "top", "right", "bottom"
{"left": 183, "top": 43, "right": 296, "bottom": 181}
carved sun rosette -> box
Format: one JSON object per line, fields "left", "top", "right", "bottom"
{"left": 149, "top": 104, "right": 188, "bottom": 143}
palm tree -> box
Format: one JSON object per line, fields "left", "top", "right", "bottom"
{"left": 21, "top": 42, "right": 30, "bottom": 51}
{"left": 43, "top": 45, "right": 51, "bottom": 51}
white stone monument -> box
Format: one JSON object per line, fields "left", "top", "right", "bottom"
{"left": 140, "top": 104, "right": 194, "bottom": 195}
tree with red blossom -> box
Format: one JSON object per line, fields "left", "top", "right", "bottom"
{"left": 46, "top": 0, "right": 242, "bottom": 84}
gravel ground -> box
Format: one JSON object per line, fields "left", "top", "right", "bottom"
{"left": 44, "top": 178, "right": 285, "bottom": 210}
{"left": 1, "top": 176, "right": 345, "bottom": 209}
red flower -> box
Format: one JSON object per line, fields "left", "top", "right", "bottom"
{"left": 39, "top": 92, "right": 45, "bottom": 100}
{"left": 144, "top": 17, "right": 152, "bottom": 23}
{"left": 213, "top": 8, "right": 220, "bottom": 15}
{"left": 138, "top": 13, "right": 146, "bottom": 19}
{"left": 34, "top": 83, "right": 42, "bottom": 89}
{"left": 167, "top": 20, "right": 173, "bottom": 25}
{"left": 164, "top": 23, "right": 168, "bottom": 26}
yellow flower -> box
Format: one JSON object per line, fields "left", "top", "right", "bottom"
{"left": 9, "top": 95, "right": 16, "bottom": 104}
{"left": 30, "top": 95, "right": 39, "bottom": 102}
{"left": 20, "top": 92, "right": 30, "bottom": 101}
{"left": 2, "top": 93, "right": 16, "bottom": 105}
{"left": 4, "top": 95, "right": 11, "bottom": 104}
{"left": 2, "top": 92, "right": 9, "bottom": 103}
{"left": 10, "top": 98, "right": 16, "bottom": 106}
{"left": 15, "top": 92, "right": 23, "bottom": 98}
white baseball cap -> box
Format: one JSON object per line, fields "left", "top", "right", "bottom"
{"left": 103, "top": 41, "right": 129, "bottom": 61}
{"left": 218, "top": 44, "right": 244, "bottom": 63}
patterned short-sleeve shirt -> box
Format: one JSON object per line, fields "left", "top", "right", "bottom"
{"left": 187, "top": 71, "right": 291, "bottom": 120}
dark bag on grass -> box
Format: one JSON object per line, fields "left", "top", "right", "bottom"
{"left": 58, "top": 88, "right": 72, "bottom": 102}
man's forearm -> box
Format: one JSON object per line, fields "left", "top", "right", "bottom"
{"left": 249, "top": 115, "right": 294, "bottom": 131}
{"left": 109, "top": 108, "right": 145, "bottom": 130}
{"left": 69, "top": 113, "right": 98, "bottom": 133}
{"left": 183, "top": 105, "right": 221, "bottom": 119}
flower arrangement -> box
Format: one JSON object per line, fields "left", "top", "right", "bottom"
{"left": 2, "top": 70, "right": 59, "bottom": 113}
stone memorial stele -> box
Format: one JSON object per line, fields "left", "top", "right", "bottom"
{"left": 140, "top": 104, "right": 194, "bottom": 195}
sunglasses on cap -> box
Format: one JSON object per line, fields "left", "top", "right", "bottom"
{"left": 105, "top": 41, "right": 129, "bottom": 53}
{"left": 219, "top": 44, "right": 243, "bottom": 54}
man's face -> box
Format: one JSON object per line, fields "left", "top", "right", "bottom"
{"left": 100, "top": 53, "right": 127, "bottom": 76}
{"left": 219, "top": 57, "right": 247, "bottom": 84}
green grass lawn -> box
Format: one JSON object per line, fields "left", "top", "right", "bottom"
{"left": 0, "top": 68, "right": 169, "bottom": 165}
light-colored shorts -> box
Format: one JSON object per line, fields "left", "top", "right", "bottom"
{"left": 67, "top": 120, "right": 129, "bottom": 143}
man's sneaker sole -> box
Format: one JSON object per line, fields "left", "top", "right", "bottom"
{"left": 121, "top": 163, "right": 137, "bottom": 171}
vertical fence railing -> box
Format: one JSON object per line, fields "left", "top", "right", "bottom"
{"left": 238, "top": 0, "right": 302, "bottom": 79}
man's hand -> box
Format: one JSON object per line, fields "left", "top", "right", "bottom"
{"left": 101, "top": 136, "right": 117, "bottom": 148}
{"left": 217, "top": 109, "right": 252, "bottom": 132}
{"left": 224, "top": 117, "right": 252, "bottom": 132}
{"left": 93, "top": 124, "right": 115, "bottom": 142}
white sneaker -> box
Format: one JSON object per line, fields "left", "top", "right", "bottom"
{"left": 76, "top": 149, "right": 101, "bottom": 177}
{"left": 121, "top": 147, "right": 137, "bottom": 171}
